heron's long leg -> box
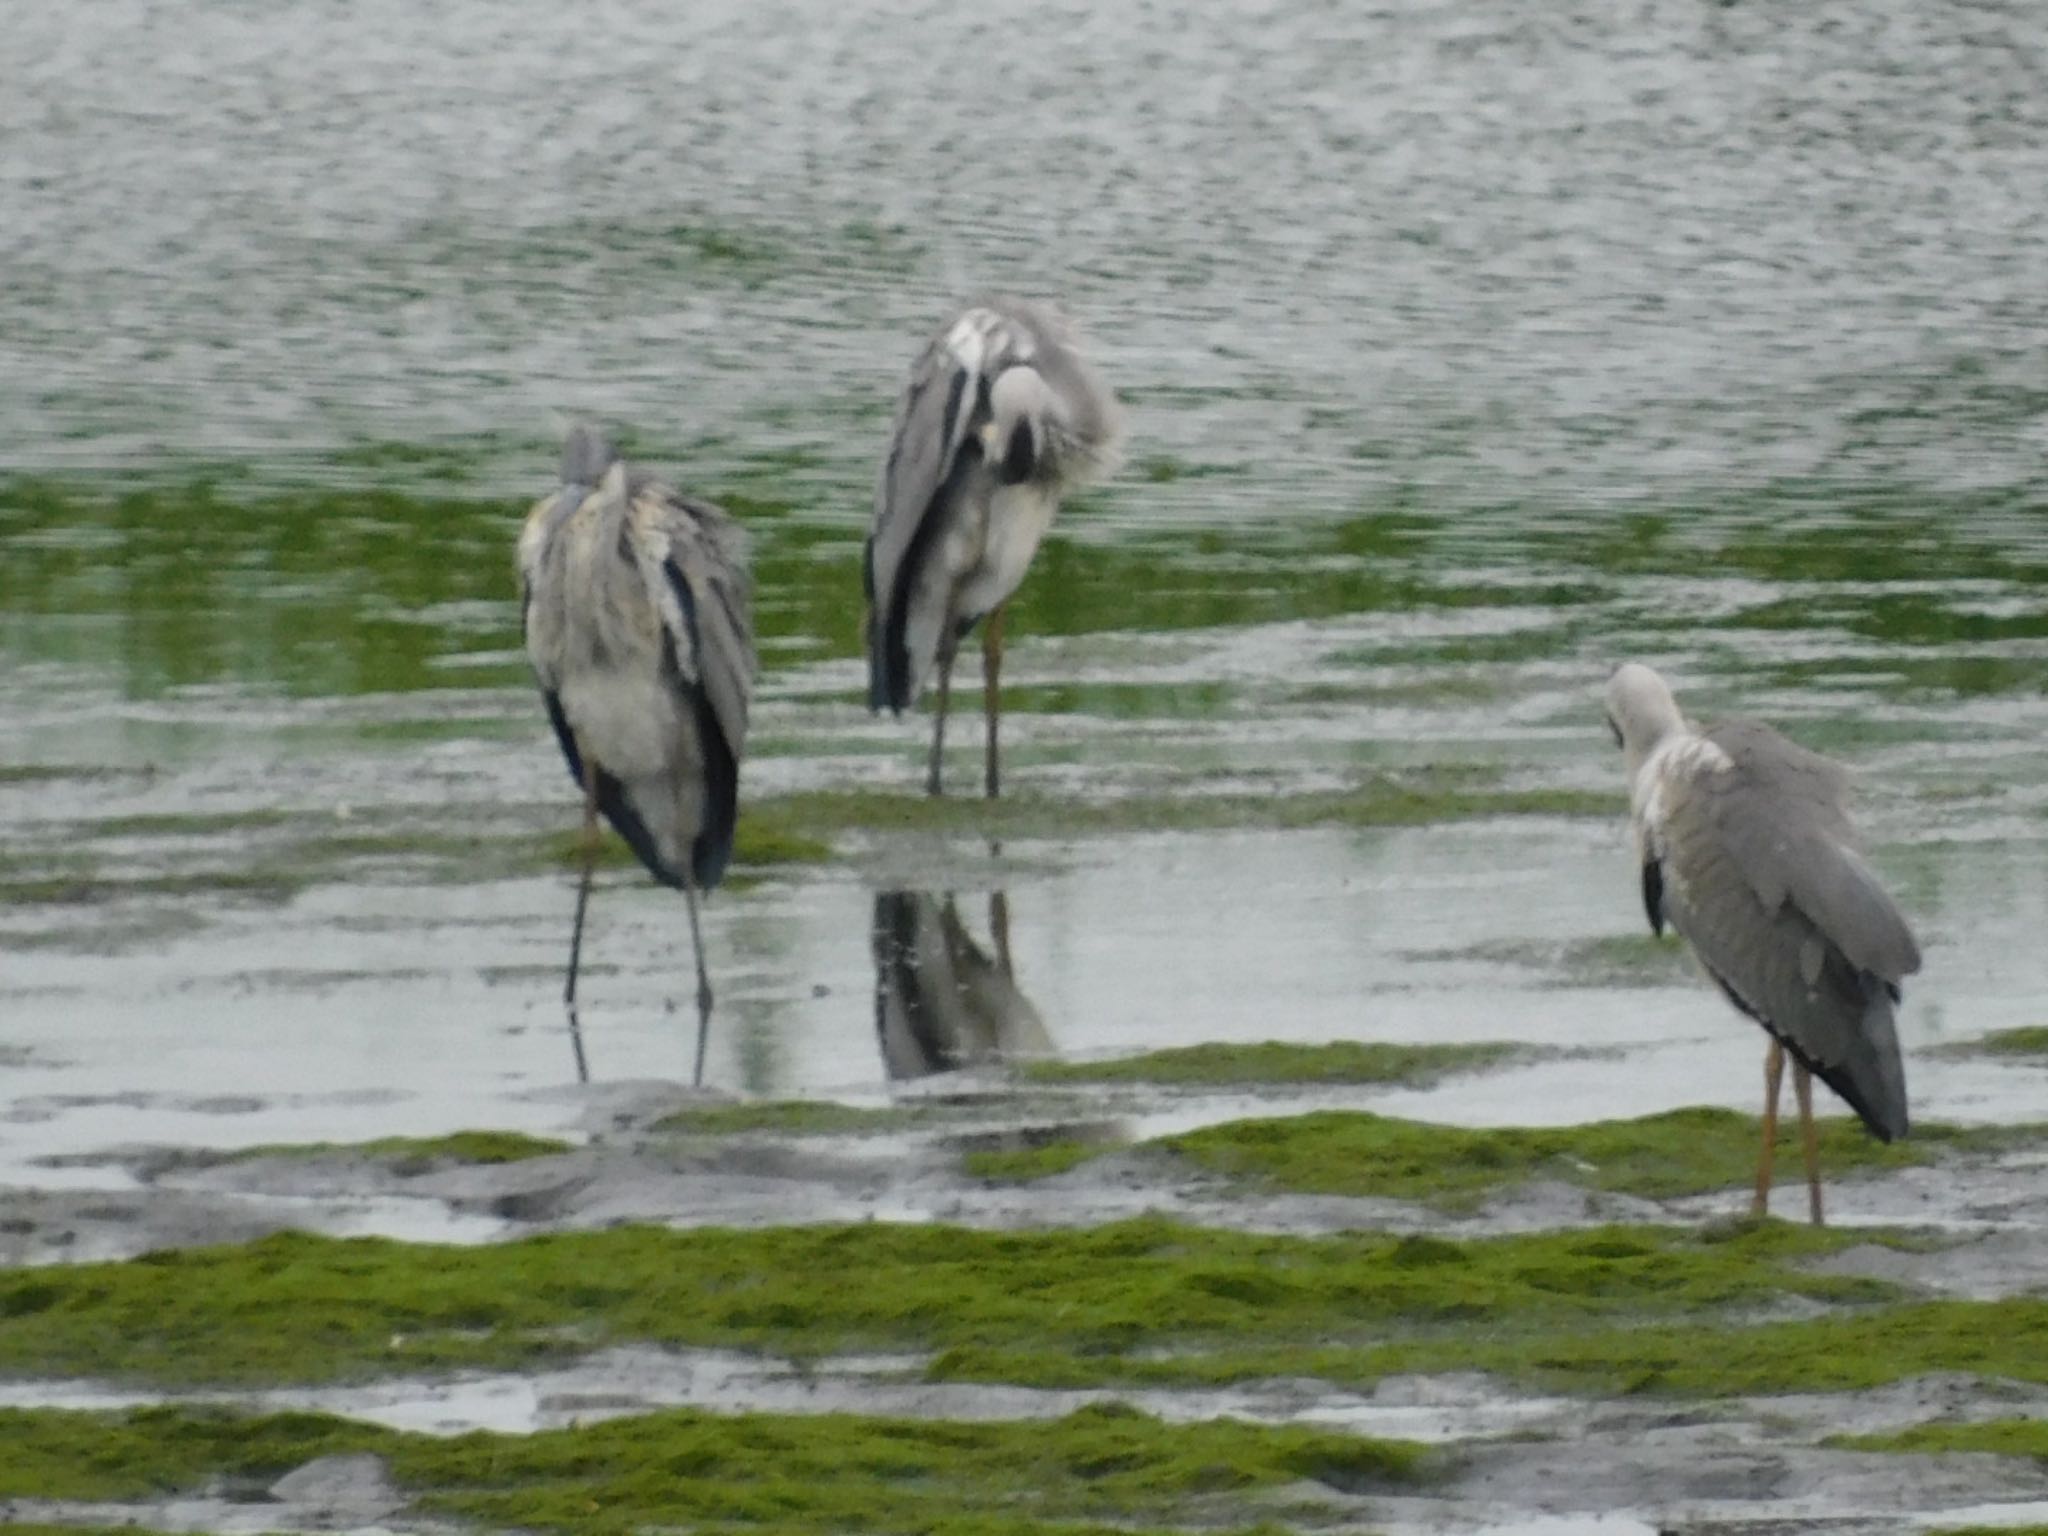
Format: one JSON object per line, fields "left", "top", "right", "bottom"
{"left": 1793, "top": 1063, "right": 1823, "bottom": 1227}
{"left": 928, "top": 640, "right": 958, "bottom": 798}
{"left": 566, "top": 1003, "right": 590, "bottom": 1085}
{"left": 685, "top": 875, "right": 713, "bottom": 1088}
{"left": 1753, "top": 1040, "right": 1785, "bottom": 1217}
{"left": 990, "top": 888, "right": 1014, "bottom": 980}
{"left": 565, "top": 756, "right": 600, "bottom": 1009}
{"left": 982, "top": 602, "right": 1007, "bottom": 800}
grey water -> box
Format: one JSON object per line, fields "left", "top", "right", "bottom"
{"left": 3, "top": 0, "right": 2048, "bottom": 1175}
{"left": 5, "top": 0, "right": 2044, "bottom": 510}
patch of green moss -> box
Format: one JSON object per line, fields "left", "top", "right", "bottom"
{"left": 0, "top": 1218, "right": 1888, "bottom": 1390}
{"left": 0, "top": 870, "right": 308, "bottom": 906}
{"left": 935, "top": 1292, "right": 2048, "bottom": 1400}
{"left": 0, "top": 1402, "right": 1431, "bottom": 1531}
{"left": 1930, "top": 1025, "right": 2048, "bottom": 1060}
{"left": 732, "top": 815, "right": 837, "bottom": 865}
{"left": 959, "top": 1108, "right": 2034, "bottom": 1207}
{"left": 0, "top": 798, "right": 835, "bottom": 915}
{"left": 1132, "top": 455, "right": 1250, "bottom": 484}
{"left": 5, "top": 467, "right": 2042, "bottom": 712}
{"left": 1153, "top": 1108, "right": 2018, "bottom": 1210}
{"left": 543, "top": 807, "right": 834, "bottom": 872}
{"left": 228, "top": 1131, "right": 572, "bottom": 1172}
{"left": 1403, "top": 933, "right": 1696, "bottom": 988}
{"left": 656, "top": 1101, "right": 929, "bottom": 1137}
{"left": 60, "top": 808, "right": 301, "bottom": 839}
{"left": 1475, "top": 1301, "right": 2048, "bottom": 1398}
{"left": 0, "top": 765, "right": 149, "bottom": 786}
{"left": 1329, "top": 625, "right": 1578, "bottom": 669}
{"left": 0, "top": 1406, "right": 386, "bottom": 1500}
{"left": 753, "top": 775, "right": 1616, "bottom": 842}
{"left": 962, "top": 1139, "right": 1106, "bottom": 1181}
{"left": 1022, "top": 1040, "right": 1518, "bottom": 1089}
{"left": 1836, "top": 1417, "right": 2048, "bottom": 1464}
{"left": 998, "top": 681, "right": 1239, "bottom": 719}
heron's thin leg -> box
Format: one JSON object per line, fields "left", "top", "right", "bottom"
{"left": 1793, "top": 1063, "right": 1824, "bottom": 1227}
{"left": 1753, "top": 1040, "right": 1785, "bottom": 1218}
{"left": 565, "top": 756, "right": 600, "bottom": 1009}
{"left": 927, "top": 641, "right": 958, "bottom": 798}
{"left": 566, "top": 1003, "right": 590, "bottom": 1085}
{"left": 990, "top": 888, "right": 1014, "bottom": 980}
{"left": 685, "top": 875, "right": 713, "bottom": 1088}
{"left": 982, "top": 602, "right": 1007, "bottom": 800}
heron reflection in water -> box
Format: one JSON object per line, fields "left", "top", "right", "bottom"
{"left": 871, "top": 888, "right": 1053, "bottom": 1078}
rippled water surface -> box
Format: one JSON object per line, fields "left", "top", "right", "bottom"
{"left": 3, "top": 0, "right": 2047, "bottom": 1170}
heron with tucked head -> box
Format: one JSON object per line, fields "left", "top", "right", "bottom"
{"left": 1605, "top": 663, "right": 1918, "bottom": 1224}
{"left": 519, "top": 425, "right": 755, "bottom": 1081}
{"left": 865, "top": 298, "right": 1122, "bottom": 797}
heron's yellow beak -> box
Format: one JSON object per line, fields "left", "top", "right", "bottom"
{"left": 977, "top": 420, "right": 1000, "bottom": 454}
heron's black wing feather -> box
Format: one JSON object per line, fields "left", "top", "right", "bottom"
{"left": 876, "top": 439, "right": 985, "bottom": 711}
{"left": 1641, "top": 858, "right": 1665, "bottom": 936}
{"left": 661, "top": 559, "right": 741, "bottom": 891}
{"left": 541, "top": 689, "right": 583, "bottom": 793}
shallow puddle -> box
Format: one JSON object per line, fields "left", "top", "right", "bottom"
{"left": 5, "top": 797, "right": 2048, "bottom": 1192}
{"left": 0, "top": 1350, "right": 1577, "bottom": 1442}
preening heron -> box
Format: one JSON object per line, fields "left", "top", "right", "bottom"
{"left": 519, "top": 425, "right": 754, "bottom": 1082}
{"left": 865, "top": 298, "right": 1122, "bottom": 797}
{"left": 1605, "top": 663, "right": 1918, "bottom": 1225}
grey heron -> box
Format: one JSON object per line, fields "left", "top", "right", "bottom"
{"left": 872, "top": 888, "right": 1051, "bottom": 1078}
{"left": 1604, "top": 663, "right": 1918, "bottom": 1225}
{"left": 519, "top": 425, "right": 754, "bottom": 1081}
{"left": 864, "top": 298, "right": 1122, "bottom": 797}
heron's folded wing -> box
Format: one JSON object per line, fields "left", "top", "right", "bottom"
{"left": 632, "top": 484, "right": 755, "bottom": 759}
{"left": 1703, "top": 721, "right": 1921, "bottom": 982}
{"left": 1657, "top": 763, "right": 1909, "bottom": 1136}
{"left": 869, "top": 330, "right": 990, "bottom": 600}
{"left": 517, "top": 487, "right": 584, "bottom": 662}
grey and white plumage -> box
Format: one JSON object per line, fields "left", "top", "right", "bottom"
{"left": 1606, "top": 663, "right": 1918, "bottom": 1160}
{"left": 521, "top": 426, "right": 753, "bottom": 890}
{"left": 519, "top": 425, "right": 754, "bottom": 1077}
{"left": 864, "top": 298, "right": 1120, "bottom": 795}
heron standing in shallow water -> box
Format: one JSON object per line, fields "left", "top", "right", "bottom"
{"left": 865, "top": 298, "right": 1122, "bottom": 798}
{"left": 519, "top": 426, "right": 754, "bottom": 1081}
{"left": 1604, "top": 663, "right": 1919, "bottom": 1225}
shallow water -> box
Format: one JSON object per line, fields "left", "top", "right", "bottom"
{"left": 5, "top": 2, "right": 2048, "bottom": 1174}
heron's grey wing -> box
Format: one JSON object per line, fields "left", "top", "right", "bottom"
{"left": 633, "top": 486, "right": 754, "bottom": 752}
{"left": 1657, "top": 745, "right": 1910, "bottom": 1139}
{"left": 1703, "top": 721, "right": 1921, "bottom": 982}
{"left": 867, "top": 314, "right": 1035, "bottom": 710}
{"left": 518, "top": 487, "right": 589, "bottom": 790}
{"left": 629, "top": 483, "right": 755, "bottom": 887}
{"left": 517, "top": 489, "right": 569, "bottom": 657}
{"left": 870, "top": 332, "right": 982, "bottom": 599}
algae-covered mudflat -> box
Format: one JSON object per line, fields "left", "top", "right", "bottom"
{"left": 9, "top": 2, "right": 2048, "bottom": 1532}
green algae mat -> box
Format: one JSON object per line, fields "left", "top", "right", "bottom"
{"left": 0, "top": 1215, "right": 1997, "bottom": 1399}
{"left": 962, "top": 1105, "right": 2032, "bottom": 1208}
{"left": 0, "top": 1401, "right": 1431, "bottom": 1535}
